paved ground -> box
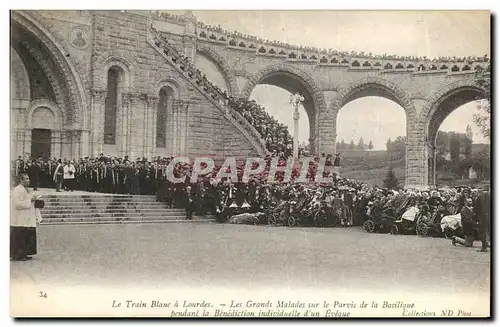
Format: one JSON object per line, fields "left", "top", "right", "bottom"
{"left": 11, "top": 223, "right": 490, "bottom": 296}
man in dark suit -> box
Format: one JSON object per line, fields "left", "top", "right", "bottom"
{"left": 183, "top": 185, "right": 195, "bottom": 220}
{"left": 184, "top": 185, "right": 195, "bottom": 220}
{"left": 27, "top": 159, "right": 41, "bottom": 191}
{"left": 343, "top": 189, "right": 354, "bottom": 226}
{"left": 452, "top": 198, "right": 478, "bottom": 248}
{"left": 474, "top": 190, "right": 490, "bottom": 252}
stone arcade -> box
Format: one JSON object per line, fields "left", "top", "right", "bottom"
{"left": 10, "top": 10, "right": 488, "bottom": 188}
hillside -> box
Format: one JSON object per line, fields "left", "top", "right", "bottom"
{"left": 339, "top": 150, "right": 405, "bottom": 187}
{"left": 337, "top": 146, "right": 490, "bottom": 187}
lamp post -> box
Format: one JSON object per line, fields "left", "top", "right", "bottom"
{"left": 289, "top": 93, "right": 305, "bottom": 159}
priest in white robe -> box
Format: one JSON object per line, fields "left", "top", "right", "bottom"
{"left": 10, "top": 174, "right": 42, "bottom": 261}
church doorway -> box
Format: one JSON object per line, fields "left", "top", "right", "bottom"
{"left": 31, "top": 128, "right": 51, "bottom": 159}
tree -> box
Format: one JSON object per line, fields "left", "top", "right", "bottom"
{"left": 466, "top": 124, "right": 473, "bottom": 142}
{"left": 435, "top": 131, "right": 449, "bottom": 155}
{"left": 386, "top": 138, "right": 392, "bottom": 151}
{"left": 383, "top": 166, "right": 399, "bottom": 189}
{"left": 368, "top": 141, "right": 374, "bottom": 150}
{"left": 340, "top": 139, "right": 346, "bottom": 149}
{"left": 474, "top": 65, "right": 491, "bottom": 138}
{"left": 357, "top": 137, "right": 365, "bottom": 150}
{"left": 387, "top": 136, "right": 406, "bottom": 160}
{"left": 464, "top": 125, "right": 473, "bottom": 158}
{"left": 449, "top": 132, "right": 461, "bottom": 163}
{"left": 349, "top": 140, "right": 355, "bottom": 149}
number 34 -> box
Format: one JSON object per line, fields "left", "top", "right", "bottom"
{"left": 39, "top": 291, "right": 47, "bottom": 298}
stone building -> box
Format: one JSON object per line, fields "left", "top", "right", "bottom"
{"left": 10, "top": 10, "right": 489, "bottom": 188}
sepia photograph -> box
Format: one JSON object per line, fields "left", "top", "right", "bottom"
{"left": 8, "top": 6, "right": 491, "bottom": 318}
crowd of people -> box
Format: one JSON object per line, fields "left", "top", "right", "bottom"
{"left": 230, "top": 98, "right": 294, "bottom": 158}
{"left": 12, "top": 151, "right": 490, "bottom": 253}
{"left": 152, "top": 30, "right": 299, "bottom": 157}
{"left": 153, "top": 11, "right": 490, "bottom": 64}
{"left": 194, "top": 19, "right": 489, "bottom": 64}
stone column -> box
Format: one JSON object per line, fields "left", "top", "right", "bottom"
{"left": 120, "top": 93, "right": 133, "bottom": 157}
{"left": 80, "top": 130, "right": 91, "bottom": 158}
{"left": 170, "top": 99, "right": 179, "bottom": 156}
{"left": 427, "top": 142, "right": 437, "bottom": 187}
{"left": 176, "top": 100, "right": 189, "bottom": 156}
{"left": 405, "top": 125, "right": 428, "bottom": 190}
{"left": 71, "top": 130, "right": 82, "bottom": 159}
{"left": 21, "top": 128, "right": 31, "bottom": 160}
{"left": 52, "top": 130, "right": 63, "bottom": 159}
{"left": 316, "top": 90, "right": 339, "bottom": 156}
{"left": 90, "top": 89, "right": 107, "bottom": 157}
{"left": 292, "top": 107, "right": 300, "bottom": 159}
{"left": 183, "top": 10, "right": 198, "bottom": 63}
{"left": 147, "top": 96, "right": 159, "bottom": 159}
{"left": 11, "top": 106, "right": 29, "bottom": 159}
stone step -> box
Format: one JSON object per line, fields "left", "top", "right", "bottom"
{"left": 40, "top": 218, "right": 216, "bottom": 226}
{"left": 43, "top": 198, "right": 165, "bottom": 202}
{"left": 43, "top": 194, "right": 157, "bottom": 198}
{"left": 40, "top": 208, "right": 185, "bottom": 213}
{"left": 42, "top": 203, "right": 171, "bottom": 209}
{"left": 41, "top": 212, "right": 190, "bottom": 218}
{"left": 41, "top": 214, "right": 215, "bottom": 221}
{"left": 41, "top": 215, "right": 197, "bottom": 221}
{"left": 43, "top": 198, "right": 160, "bottom": 203}
{"left": 45, "top": 201, "right": 165, "bottom": 206}
{"left": 42, "top": 194, "right": 157, "bottom": 198}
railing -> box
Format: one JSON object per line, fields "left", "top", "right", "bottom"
{"left": 150, "top": 11, "right": 490, "bottom": 74}
{"left": 147, "top": 26, "right": 269, "bottom": 157}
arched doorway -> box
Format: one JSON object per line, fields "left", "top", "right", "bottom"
{"left": 241, "top": 65, "right": 326, "bottom": 154}
{"left": 27, "top": 101, "right": 63, "bottom": 159}
{"left": 11, "top": 12, "right": 85, "bottom": 159}
{"left": 425, "top": 84, "right": 487, "bottom": 186}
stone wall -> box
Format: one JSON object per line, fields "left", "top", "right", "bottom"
{"left": 90, "top": 10, "right": 259, "bottom": 160}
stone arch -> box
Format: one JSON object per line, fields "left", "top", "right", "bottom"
{"left": 94, "top": 50, "right": 135, "bottom": 92}
{"left": 232, "top": 68, "right": 253, "bottom": 81}
{"left": 197, "top": 46, "right": 239, "bottom": 96}
{"left": 156, "top": 78, "right": 181, "bottom": 99}
{"left": 10, "top": 47, "right": 30, "bottom": 100}
{"left": 11, "top": 11, "right": 87, "bottom": 128}
{"left": 416, "top": 79, "right": 487, "bottom": 186}
{"left": 19, "top": 41, "right": 64, "bottom": 111}
{"left": 241, "top": 63, "right": 325, "bottom": 106}
{"left": 420, "top": 79, "right": 486, "bottom": 143}
{"left": 331, "top": 76, "right": 416, "bottom": 121}
{"left": 27, "top": 99, "right": 63, "bottom": 130}
{"left": 240, "top": 63, "right": 327, "bottom": 150}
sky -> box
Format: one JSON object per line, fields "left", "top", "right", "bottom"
{"left": 169, "top": 10, "right": 491, "bottom": 149}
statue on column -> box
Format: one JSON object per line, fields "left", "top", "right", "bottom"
{"left": 289, "top": 93, "right": 304, "bottom": 159}
{"left": 289, "top": 93, "right": 305, "bottom": 109}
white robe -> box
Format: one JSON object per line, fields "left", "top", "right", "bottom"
{"left": 11, "top": 185, "right": 42, "bottom": 227}
{"left": 64, "top": 164, "right": 76, "bottom": 180}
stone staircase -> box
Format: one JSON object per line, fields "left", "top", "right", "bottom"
{"left": 39, "top": 194, "right": 215, "bottom": 225}
{"left": 147, "top": 26, "right": 268, "bottom": 158}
